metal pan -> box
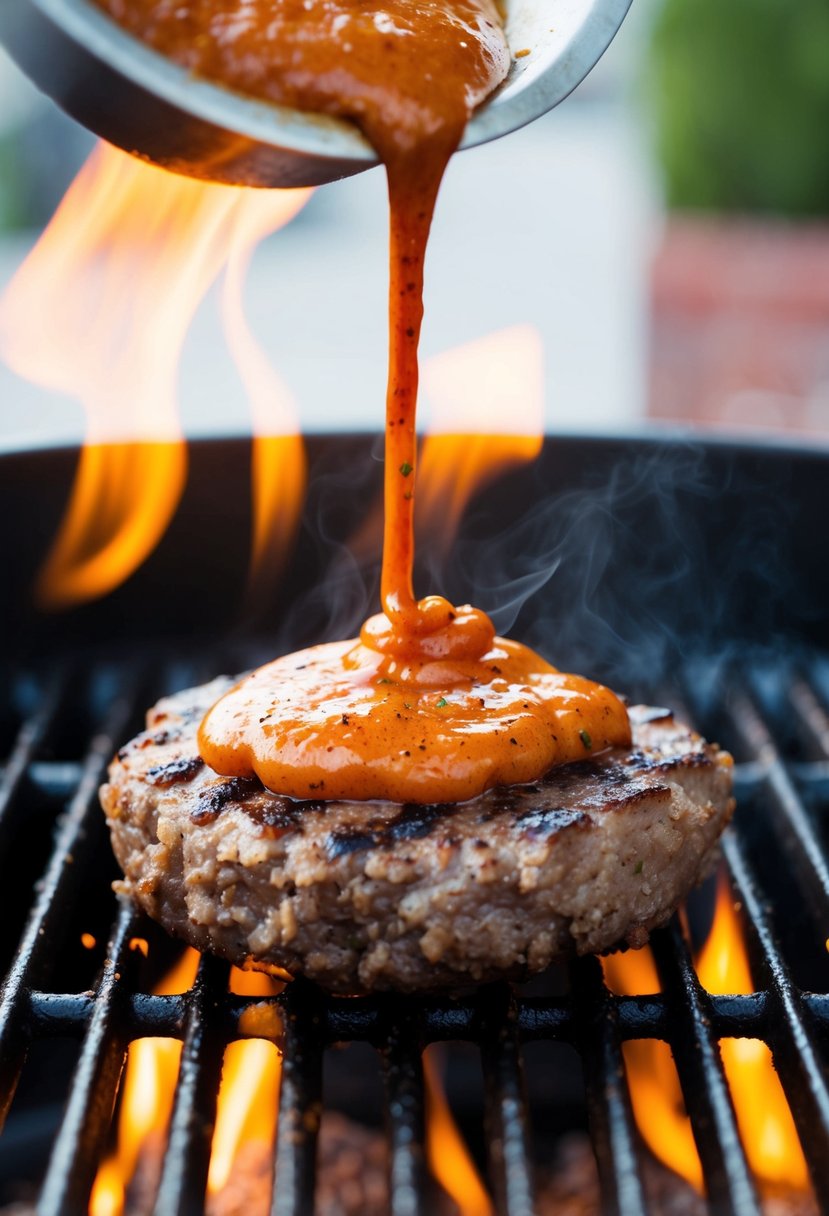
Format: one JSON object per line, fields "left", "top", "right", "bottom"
{"left": 0, "top": 0, "right": 633, "bottom": 187}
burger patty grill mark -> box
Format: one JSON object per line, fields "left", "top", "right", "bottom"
{"left": 100, "top": 677, "right": 735, "bottom": 993}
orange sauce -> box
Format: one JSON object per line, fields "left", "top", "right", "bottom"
{"left": 101, "top": 0, "right": 632, "bottom": 801}
{"left": 198, "top": 633, "right": 630, "bottom": 803}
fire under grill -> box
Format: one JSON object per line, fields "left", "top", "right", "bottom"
{"left": 1, "top": 649, "right": 829, "bottom": 1215}
{"left": 1, "top": 436, "right": 829, "bottom": 1215}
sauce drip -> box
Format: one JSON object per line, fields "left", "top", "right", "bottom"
{"left": 102, "top": 0, "right": 632, "bottom": 800}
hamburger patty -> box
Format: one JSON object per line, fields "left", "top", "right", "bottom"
{"left": 100, "top": 678, "right": 734, "bottom": 992}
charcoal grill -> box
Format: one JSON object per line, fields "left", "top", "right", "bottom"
{"left": 1, "top": 433, "right": 829, "bottom": 1215}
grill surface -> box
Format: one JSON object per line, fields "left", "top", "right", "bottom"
{"left": 1, "top": 435, "right": 829, "bottom": 1215}
{"left": 0, "top": 649, "right": 828, "bottom": 1215}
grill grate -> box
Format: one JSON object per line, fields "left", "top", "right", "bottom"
{"left": 1, "top": 650, "right": 829, "bottom": 1215}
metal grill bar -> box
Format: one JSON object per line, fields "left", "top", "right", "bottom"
{"left": 650, "top": 922, "right": 762, "bottom": 1216}
{"left": 727, "top": 684, "right": 829, "bottom": 916}
{"left": 0, "top": 674, "right": 62, "bottom": 865}
{"left": 0, "top": 681, "right": 136, "bottom": 1130}
{"left": 17, "top": 986, "right": 829, "bottom": 1045}
{"left": 570, "top": 956, "right": 648, "bottom": 1216}
{"left": 38, "top": 900, "right": 138, "bottom": 1214}
{"left": 722, "top": 833, "right": 829, "bottom": 1207}
{"left": 27, "top": 992, "right": 185, "bottom": 1038}
{"left": 481, "top": 987, "right": 535, "bottom": 1216}
{"left": 0, "top": 654, "right": 828, "bottom": 1216}
{"left": 788, "top": 674, "right": 829, "bottom": 759}
{"left": 271, "top": 980, "right": 323, "bottom": 1216}
{"left": 153, "top": 953, "right": 230, "bottom": 1216}
{"left": 382, "top": 1014, "right": 429, "bottom": 1216}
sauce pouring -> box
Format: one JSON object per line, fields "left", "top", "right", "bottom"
{"left": 159, "top": 0, "right": 634, "bottom": 801}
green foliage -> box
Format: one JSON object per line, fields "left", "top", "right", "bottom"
{"left": 649, "top": 0, "right": 829, "bottom": 216}
{"left": 0, "top": 135, "right": 27, "bottom": 231}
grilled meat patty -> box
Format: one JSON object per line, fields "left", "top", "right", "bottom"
{"left": 100, "top": 678, "right": 734, "bottom": 992}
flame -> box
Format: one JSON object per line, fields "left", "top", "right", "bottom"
{"left": 221, "top": 192, "right": 311, "bottom": 603}
{"left": 207, "top": 968, "right": 283, "bottom": 1196}
{"left": 0, "top": 142, "right": 310, "bottom": 610}
{"left": 89, "top": 948, "right": 200, "bottom": 1216}
{"left": 696, "top": 877, "right": 808, "bottom": 1190}
{"left": 602, "top": 949, "right": 703, "bottom": 1189}
{"left": 89, "top": 955, "right": 284, "bottom": 1216}
{"left": 423, "top": 1045, "right": 492, "bottom": 1216}
{"left": 417, "top": 325, "right": 544, "bottom": 548}
{"left": 603, "top": 875, "right": 809, "bottom": 1194}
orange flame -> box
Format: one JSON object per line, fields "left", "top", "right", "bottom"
{"left": 34, "top": 442, "right": 189, "bottom": 610}
{"left": 418, "top": 325, "right": 544, "bottom": 548}
{"left": 89, "top": 955, "right": 284, "bottom": 1216}
{"left": 220, "top": 190, "right": 311, "bottom": 603}
{"left": 89, "top": 948, "right": 200, "bottom": 1216}
{"left": 696, "top": 877, "right": 808, "bottom": 1190}
{"left": 423, "top": 1045, "right": 492, "bottom": 1216}
{"left": 0, "top": 143, "right": 310, "bottom": 610}
{"left": 207, "top": 968, "right": 283, "bottom": 1196}
{"left": 603, "top": 876, "right": 809, "bottom": 1194}
{"left": 602, "top": 947, "right": 704, "bottom": 1189}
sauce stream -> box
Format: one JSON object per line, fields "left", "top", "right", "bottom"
{"left": 99, "top": 0, "right": 632, "bottom": 801}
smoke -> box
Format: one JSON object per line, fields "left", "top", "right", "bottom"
{"left": 425, "top": 438, "right": 798, "bottom": 690}
{"left": 254, "top": 434, "right": 812, "bottom": 695}
{"left": 269, "top": 435, "right": 384, "bottom": 650}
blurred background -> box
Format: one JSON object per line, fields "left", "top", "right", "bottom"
{"left": 0, "top": 0, "right": 828, "bottom": 450}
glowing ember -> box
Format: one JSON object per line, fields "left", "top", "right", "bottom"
{"left": 0, "top": 143, "right": 310, "bottom": 610}
{"left": 604, "top": 872, "right": 809, "bottom": 1195}
{"left": 418, "top": 325, "right": 544, "bottom": 549}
